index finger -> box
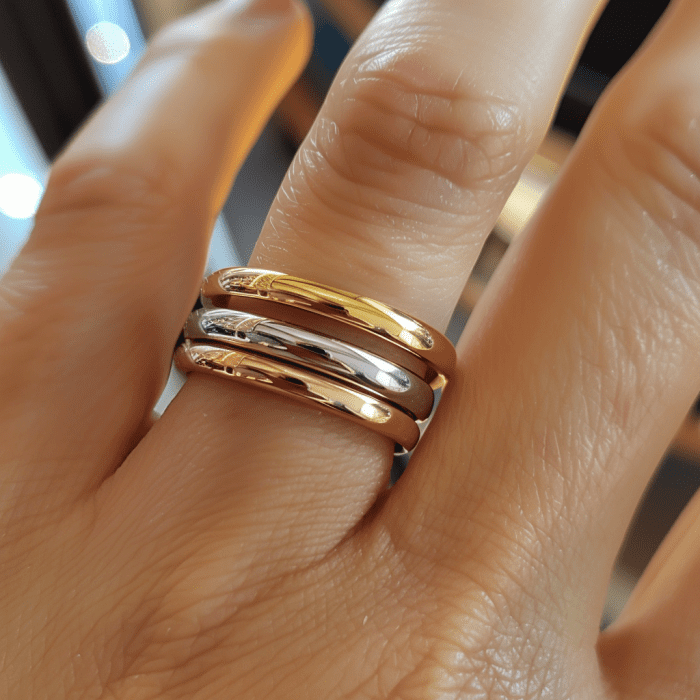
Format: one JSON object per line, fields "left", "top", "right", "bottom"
{"left": 0, "top": 0, "right": 312, "bottom": 511}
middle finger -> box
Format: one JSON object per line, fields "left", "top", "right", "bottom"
{"left": 133, "top": 0, "right": 606, "bottom": 563}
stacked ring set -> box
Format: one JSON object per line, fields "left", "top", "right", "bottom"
{"left": 176, "top": 268, "right": 456, "bottom": 453}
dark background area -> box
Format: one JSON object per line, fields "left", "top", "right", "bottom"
{"left": 0, "top": 0, "right": 674, "bottom": 158}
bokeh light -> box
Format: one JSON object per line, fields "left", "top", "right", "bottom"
{"left": 86, "top": 21, "right": 131, "bottom": 64}
{"left": 0, "top": 173, "right": 44, "bottom": 219}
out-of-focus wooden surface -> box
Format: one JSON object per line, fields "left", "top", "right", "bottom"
{"left": 315, "top": 0, "right": 375, "bottom": 39}
{"left": 134, "top": 0, "right": 377, "bottom": 37}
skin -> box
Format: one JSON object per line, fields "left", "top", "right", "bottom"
{"left": 1, "top": 0, "right": 700, "bottom": 695}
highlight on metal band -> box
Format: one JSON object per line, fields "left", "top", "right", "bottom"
{"left": 175, "top": 340, "right": 421, "bottom": 454}
{"left": 184, "top": 307, "right": 435, "bottom": 420}
{"left": 217, "top": 268, "right": 434, "bottom": 349}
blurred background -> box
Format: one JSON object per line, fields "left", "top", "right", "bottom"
{"left": 1, "top": 0, "right": 698, "bottom": 627}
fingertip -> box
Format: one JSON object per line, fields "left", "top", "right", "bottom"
{"left": 251, "top": 0, "right": 314, "bottom": 83}
{"left": 181, "top": 0, "right": 314, "bottom": 48}
{"left": 291, "top": 0, "right": 315, "bottom": 67}
{"left": 259, "top": 0, "right": 314, "bottom": 87}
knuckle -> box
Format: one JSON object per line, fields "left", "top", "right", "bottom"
{"left": 396, "top": 569, "right": 572, "bottom": 700}
{"left": 387, "top": 509, "right": 575, "bottom": 699}
{"left": 593, "top": 84, "right": 700, "bottom": 331}
{"left": 16, "top": 156, "right": 189, "bottom": 326}
{"left": 39, "top": 156, "right": 179, "bottom": 231}
{"left": 0, "top": 158, "right": 184, "bottom": 367}
{"left": 327, "top": 49, "right": 526, "bottom": 198}
{"left": 29, "top": 156, "right": 192, "bottom": 283}
{"left": 606, "top": 85, "right": 700, "bottom": 246}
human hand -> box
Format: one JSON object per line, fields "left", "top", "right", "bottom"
{"left": 2, "top": 0, "right": 700, "bottom": 697}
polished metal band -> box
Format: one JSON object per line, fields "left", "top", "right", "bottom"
{"left": 177, "top": 268, "right": 457, "bottom": 454}
{"left": 176, "top": 340, "right": 421, "bottom": 452}
{"left": 185, "top": 308, "right": 434, "bottom": 420}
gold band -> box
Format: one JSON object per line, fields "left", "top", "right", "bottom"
{"left": 175, "top": 340, "right": 421, "bottom": 453}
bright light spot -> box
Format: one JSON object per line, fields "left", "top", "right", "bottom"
{"left": 86, "top": 22, "right": 131, "bottom": 64}
{"left": 0, "top": 173, "right": 43, "bottom": 219}
{"left": 375, "top": 369, "right": 410, "bottom": 392}
{"left": 360, "top": 402, "right": 391, "bottom": 423}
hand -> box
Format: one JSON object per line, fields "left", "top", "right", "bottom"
{"left": 2, "top": 0, "right": 700, "bottom": 696}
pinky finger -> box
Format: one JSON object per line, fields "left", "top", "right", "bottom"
{"left": 599, "top": 487, "right": 700, "bottom": 700}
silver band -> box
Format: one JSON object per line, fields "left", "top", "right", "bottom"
{"left": 184, "top": 308, "right": 434, "bottom": 420}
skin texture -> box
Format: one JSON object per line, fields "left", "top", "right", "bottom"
{"left": 2, "top": 0, "right": 700, "bottom": 696}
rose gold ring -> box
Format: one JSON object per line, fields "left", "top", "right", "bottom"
{"left": 176, "top": 268, "right": 456, "bottom": 453}
{"left": 176, "top": 340, "right": 421, "bottom": 452}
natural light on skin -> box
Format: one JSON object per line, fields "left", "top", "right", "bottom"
{"left": 0, "top": 173, "right": 43, "bottom": 220}
{"left": 86, "top": 21, "right": 131, "bottom": 64}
